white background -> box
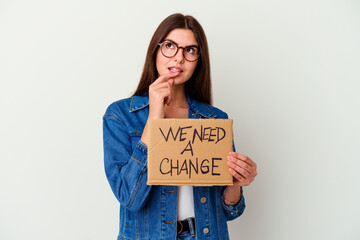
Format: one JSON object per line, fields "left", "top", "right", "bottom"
{"left": 1, "top": 0, "right": 359, "bottom": 239}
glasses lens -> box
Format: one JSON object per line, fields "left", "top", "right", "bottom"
{"left": 160, "top": 41, "right": 200, "bottom": 61}
{"left": 184, "top": 46, "right": 199, "bottom": 61}
{"left": 161, "top": 41, "right": 177, "bottom": 57}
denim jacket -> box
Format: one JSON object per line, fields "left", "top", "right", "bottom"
{"left": 103, "top": 95, "right": 246, "bottom": 240}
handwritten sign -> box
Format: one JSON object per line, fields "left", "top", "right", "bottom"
{"left": 147, "top": 119, "right": 233, "bottom": 186}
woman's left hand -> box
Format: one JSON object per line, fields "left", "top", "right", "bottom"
{"left": 227, "top": 152, "right": 257, "bottom": 186}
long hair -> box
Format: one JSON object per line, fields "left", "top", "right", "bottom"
{"left": 132, "top": 13, "right": 212, "bottom": 105}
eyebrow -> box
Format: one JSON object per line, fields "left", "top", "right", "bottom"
{"left": 164, "top": 39, "right": 199, "bottom": 48}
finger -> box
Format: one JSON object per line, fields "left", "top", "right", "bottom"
{"left": 229, "top": 168, "right": 252, "bottom": 186}
{"left": 166, "top": 79, "right": 174, "bottom": 105}
{"left": 158, "top": 89, "right": 172, "bottom": 99}
{"left": 167, "top": 78, "right": 174, "bottom": 87}
{"left": 151, "top": 89, "right": 171, "bottom": 104}
{"left": 150, "top": 81, "right": 173, "bottom": 90}
{"left": 226, "top": 161, "right": 250, "bottom": 178}
{"left": 165, "top": 94, "right": 171, "bottom": 105}
{"left": 229, "top": 152, "right": 256, "bottom": 168}
{"left": 229, "top": 168, "right": 244, "bottom": 183}
{"left": 153, "top": 72, "right": 180, "bottom": 84}
{"left": 150, "top": 80, "right": 174, "bottom": 98}
{"left": 227, "top": 156, "right": 253, "bottom": 174}
{"left": 149, "top": 87, "right": 171, "bottom": 101}
{"left": 227, "top": 161, "right": 251, "bottom": 179}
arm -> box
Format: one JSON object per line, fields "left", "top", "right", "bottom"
{"left": 221, "top": 186, "right": 246, "bottom": 221}
{"left": 218, "top": 112, "right": 257, "bottom": 220}
{"left": 102, "top": 72, "right": 179, "bottom": 211}
{"left": 220, "top": 139, "right": 246, "bottom": 220}
{"left": 103, "top": 113, "right": 152, "bottom": 211}
{"left": 222, "top": 151, "right": 257, "bottom": 220}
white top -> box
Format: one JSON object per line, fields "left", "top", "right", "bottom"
{"left": 177, "top": 185, "right": 195, "bottom": 220}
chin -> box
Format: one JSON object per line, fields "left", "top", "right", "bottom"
{"left": 174, "top": 76, "right": 189, "bottom": 85}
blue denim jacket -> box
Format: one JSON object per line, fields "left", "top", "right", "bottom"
{"left": 103, "top": 95, "right": 246, "bottom": 240}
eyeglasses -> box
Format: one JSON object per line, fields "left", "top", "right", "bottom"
{"left": 158, "top": 40, "right": 200, "bottom": 62}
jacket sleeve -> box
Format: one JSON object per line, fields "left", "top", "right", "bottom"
{"left": 103, "top": 112, "right": 152, "bottom": 211}
{"left": 221, "top": 186, "right": 246, "bottom": 221}
{"left": 219, "top": 111, "right": 246, "bottom": 221}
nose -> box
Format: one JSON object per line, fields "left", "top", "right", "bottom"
{"left": 173, "top": 48, "right": 185, "bottom": 63}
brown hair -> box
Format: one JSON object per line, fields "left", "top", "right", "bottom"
{"left": 132, "top": 13, "right": 212, "bottom": 105}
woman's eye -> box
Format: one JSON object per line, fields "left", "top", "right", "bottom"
{"left": 165, "top": 43, "right": 175, "bottom": 49}
{"left": 186, "top": 47, "right": 196, "bottom": 55}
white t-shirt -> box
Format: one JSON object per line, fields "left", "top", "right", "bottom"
{"left": 177, "top": 185, "right": 195, "bottom": 220}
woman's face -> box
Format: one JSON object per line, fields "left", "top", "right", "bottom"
{"left": 156, "top": 28, "right": 199, "bottom": 86}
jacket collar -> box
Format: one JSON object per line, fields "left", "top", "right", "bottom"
{"left": 129, "top": 95, "right": 217, "bottom": 118}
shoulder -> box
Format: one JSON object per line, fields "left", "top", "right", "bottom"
{"left": 206, "top": 104, "right": 229, "bottom": 119}
{"left": 188, "top": 97, "right": 229, "bottom": 119}
{"left": 103, "top": 97, "right": 131, "bottom": 118}
{"left": 103, "top": 96, "right": 149, "bottom": 121}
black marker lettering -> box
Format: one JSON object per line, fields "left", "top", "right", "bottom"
{"left": 189, "top": 158, "right": 198, "bottom": 179}
{"left": 216, "top": 127, "right": 226, "bottom": 144}
{"left": 159, "top": 158, "right": 171, "bottom": 175}
{"left": 208, "top": 128, "right": 216, "bottom": 142}
{"left": 203, "top": 127, "right": 210, "bottom": 141}
{"left": 192, "top": 125, "right": 203, "bottom": 144}
{"left": 180, "top": 140, "right": 194, "bottom": 156}
{"left": 159, "top": 127, "right": 180, "bottom": 142}
{"left": 200, "top": 159, "right": 209, "bottom": 174}
{"left": 170, "top": 159, "right": 178, "bottom": 176}
{"left": 211, "top": 158, "right": 221, "bottom": 175}
{"left": 179, "top": 126, "right": 192, "bottom": 141}
{"left": 179, "top": 159, "right": 189, "bottom": 175}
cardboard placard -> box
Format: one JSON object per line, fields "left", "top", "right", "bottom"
{"left": 147, "top": 119, "right": 233, "bottom": 186}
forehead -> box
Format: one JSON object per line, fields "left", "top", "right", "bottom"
{"left": 164, "top": 28, "right": 198, "bottom": 46}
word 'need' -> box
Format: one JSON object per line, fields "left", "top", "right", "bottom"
{"left": 159, "top": 125, "right": 226, "bottom": 144}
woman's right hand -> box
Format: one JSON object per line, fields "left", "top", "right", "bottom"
{"left": 141, "top": 72, "right": 179, "bottom": 146}
{"left": 148, "top": 72, "right": 180, "bottom": 119}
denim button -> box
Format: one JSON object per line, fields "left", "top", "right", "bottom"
{"left": 203, "top": 228, "right": 209, "bottom": 234}
{"left": 200, "top": 197, "right": 207, "bottom": 203}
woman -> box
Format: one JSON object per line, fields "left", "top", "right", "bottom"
{"left": 103, "top": 13, "right": 257, "bottom": 240}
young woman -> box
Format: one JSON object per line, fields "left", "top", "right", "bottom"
{"left": 103, "top": 13, "right": 258, "bottom": 240}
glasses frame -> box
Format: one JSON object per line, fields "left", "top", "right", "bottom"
{"left": 158, "top": 40, "right": 200, "bottom": 62}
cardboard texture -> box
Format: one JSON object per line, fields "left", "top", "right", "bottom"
{"left": 147, "top": 119, "right": 234, "bottom": 186}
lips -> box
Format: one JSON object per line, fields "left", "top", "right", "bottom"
{"left": 168, "top": 67, "right": 183, "bottom": 73}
